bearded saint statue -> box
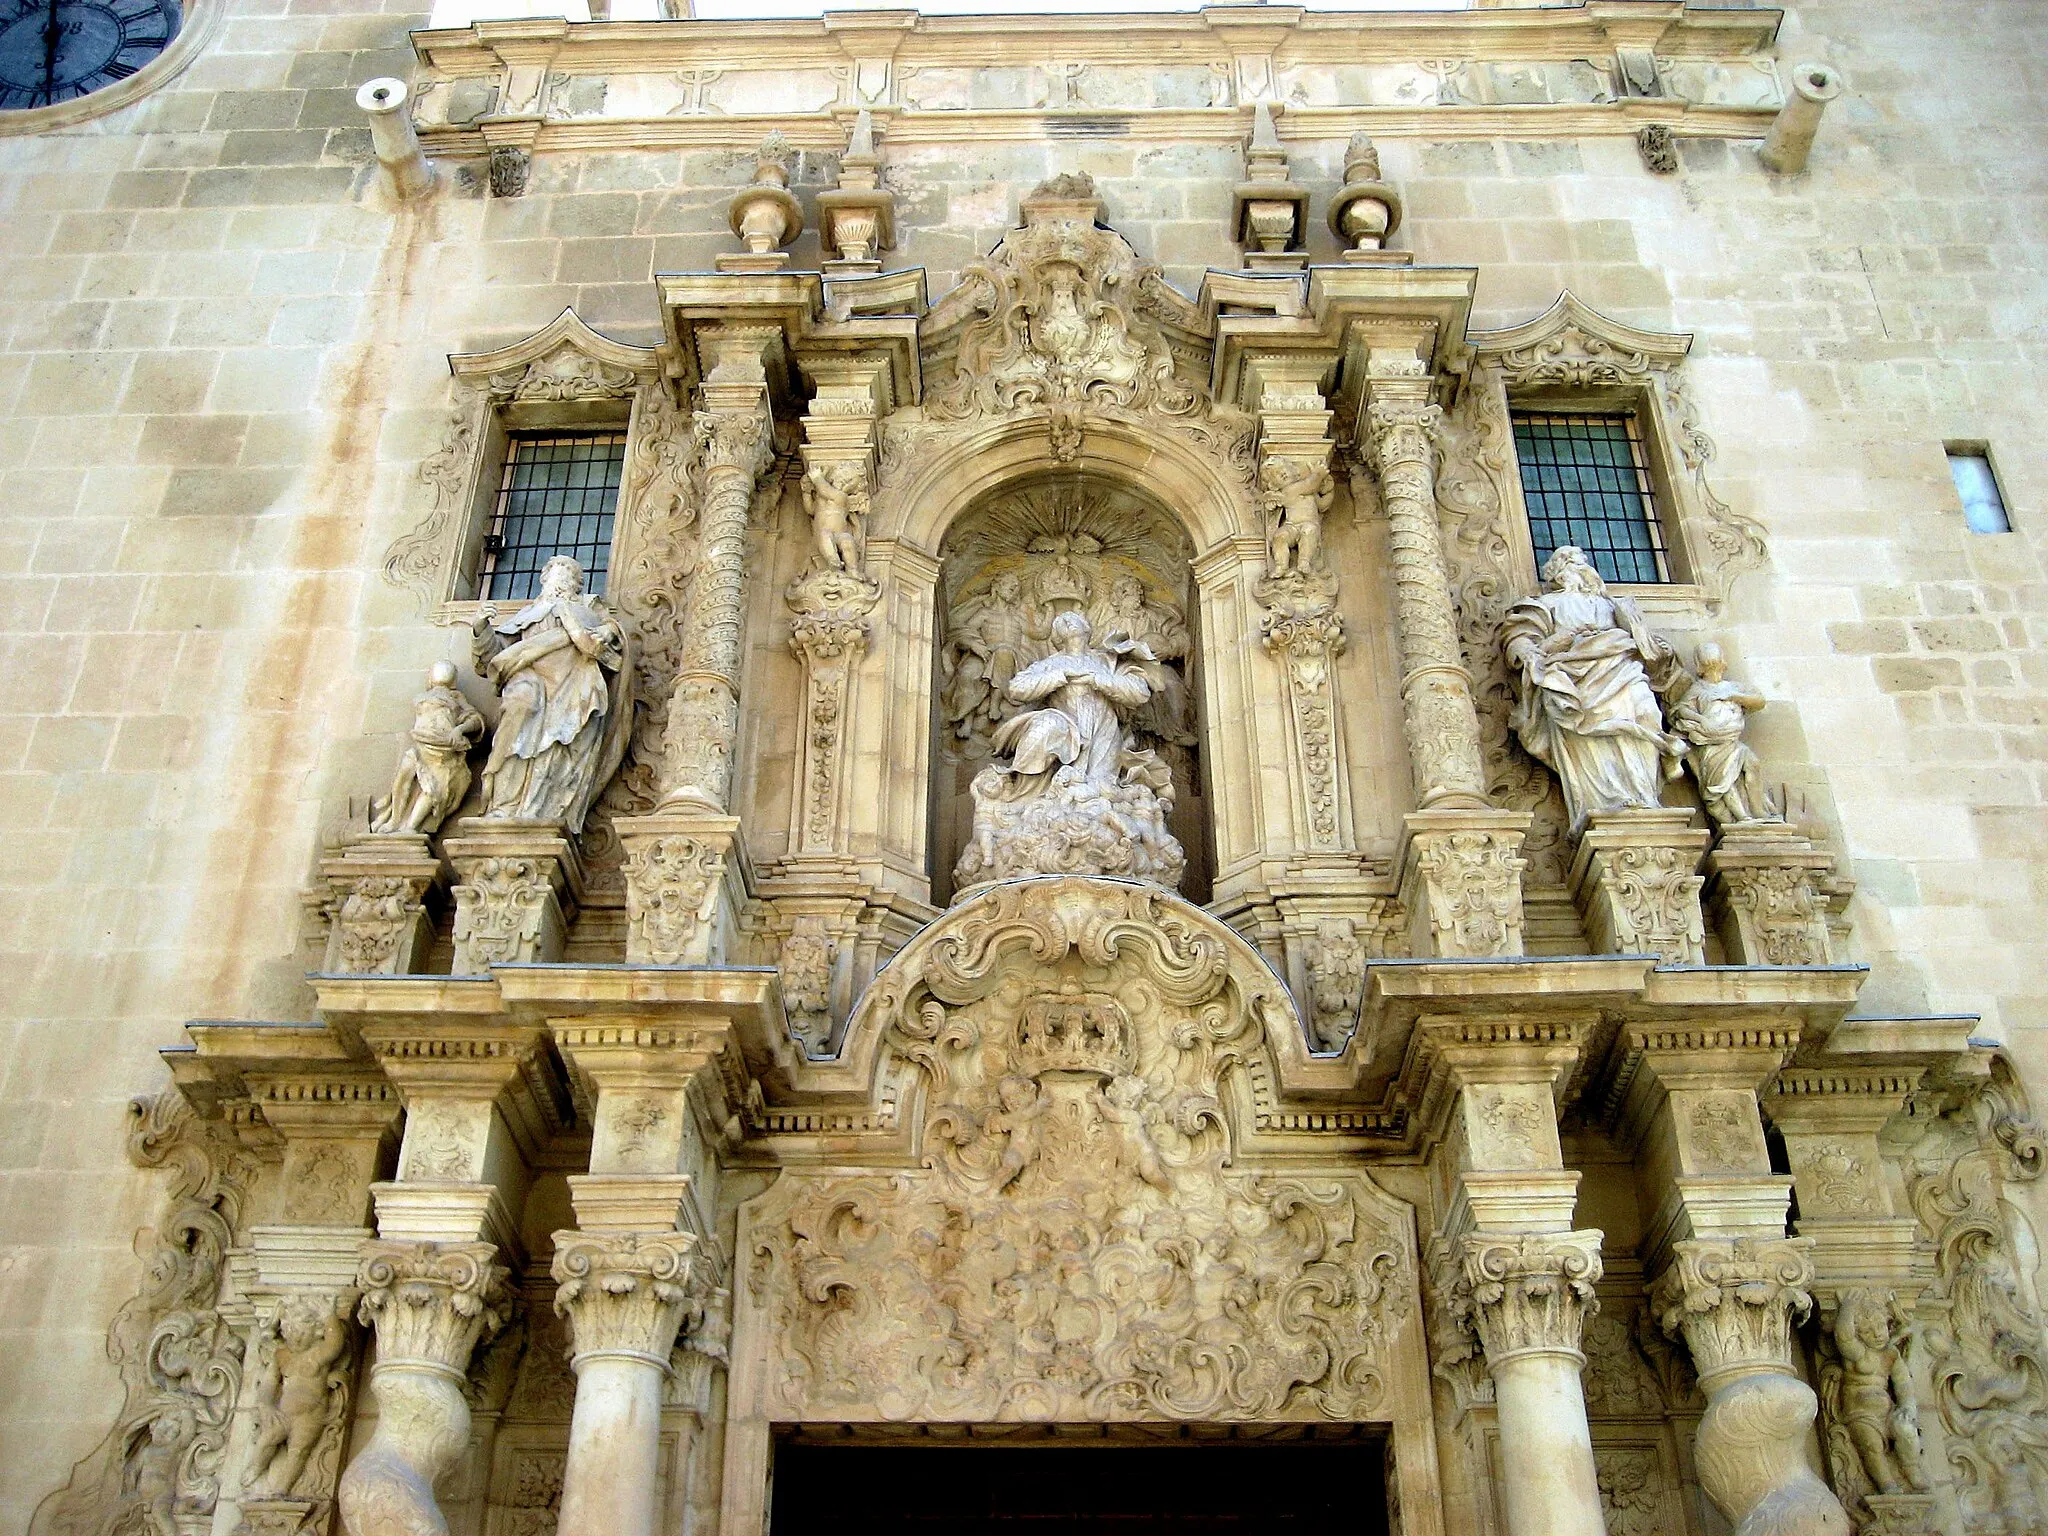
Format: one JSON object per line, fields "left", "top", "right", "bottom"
{"left": 1501, "top": 545, "right": 1686, "bottom": 833}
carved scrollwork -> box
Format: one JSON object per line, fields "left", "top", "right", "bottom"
{"left": 31, "top": 1093, "right": 257, "bottom": 1536}
{"left": 743, "top": 877, "right": 1415, "bottom": 1424}
{"left": 1446, "top": 1229, "right": 1603, "bottom": 1364}
{"left": 381, "top": 387, "right": 486, "bottom": 610}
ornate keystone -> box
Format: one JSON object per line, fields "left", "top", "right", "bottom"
{"left": 1450, "top": 1230, "right": 1604, "bottom": 1364}
{"left": 337, "top": 1242, "right": 507, "bottom": 1536}
{"left": 552, "top": 1231, "right": 698, "bottom": 1367}
{"left": 1653, "top": 1236, "right": 1850, "bottom": 1536}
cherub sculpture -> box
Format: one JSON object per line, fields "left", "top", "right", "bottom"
{"left": 1261, "top": 456, "right": 1335, "bottom": 577}
{"left": 1666, "top": 640, "right": 1781, "bottom": 829}
{"left": 801, "top": 461, "right": 866, "bottom": 574}
{"left": 369, "top": 661, "right": 484, "bottom": 835}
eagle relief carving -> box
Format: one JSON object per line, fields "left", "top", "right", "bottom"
{"left": 739, "top": 877, "right": 1416, "bottom": 1423}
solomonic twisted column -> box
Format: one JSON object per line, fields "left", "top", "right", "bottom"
{"left": 1369, "top": 385, "right": 1530, "bottom": 956}
{"left": 552, "top": 1231, "right": 698, "bottom": 1536}
{"left": 1366, "top": 393, "right": 1489, "bottom": 809}
{"left": 658, "top": 330, "right": 777, "bottom": 812}
{"left": 337, "top": 1242, "right": 507, "bottom": 1536}
{"left": 1446, "top": 1230, "right": 1608, "bottom": 1536}
{"left": 1651, "top": 1236, "right": 1851, "bottom": 1536}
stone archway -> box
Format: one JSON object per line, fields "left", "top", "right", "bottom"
{"left": 720, "top": 876, "right": 1443, "bottom": 1536}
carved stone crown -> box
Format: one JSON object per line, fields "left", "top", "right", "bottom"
{"left": 1014, "top": 986, "right": 1134, "bottom": 1080}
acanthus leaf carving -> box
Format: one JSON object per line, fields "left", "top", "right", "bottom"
{"left": 744, "top": 877, "right": 1415, "bottom": 1424}
{"left": 1447, "top": 1229, "right": 1604, "bottom": 1363}
{"left": 31, "top": 1092, "right": 257, "bottom": 1536}
{"left": 551, "top": 1230, "right": 696, "bottom": 1364}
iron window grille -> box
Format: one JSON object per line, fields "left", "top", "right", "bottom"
{"left": 1511, "top": 410, "right": 1671, "bottom": 585}
{"left": 479, "top": 432, "right": 628, "bottom": 601}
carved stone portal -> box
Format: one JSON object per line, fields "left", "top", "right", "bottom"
{"left": 734, "top": 876, "right": 1427, "bottom": 1425}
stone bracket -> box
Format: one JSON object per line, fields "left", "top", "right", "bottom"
{"left": 1570, "top": 808, "right": 1710, "bottom": 965}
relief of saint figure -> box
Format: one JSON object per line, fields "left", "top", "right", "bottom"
{"left": 955, "top": 610, "right": 1184, "bottom": 891}
{"left": 470, "top": 555, "right": 633, "bottom": 833}
{"left": 1502, "top": 545, "right": 1686, "bottom": 833}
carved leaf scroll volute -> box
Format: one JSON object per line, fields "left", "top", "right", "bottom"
{"left": 740, "top": 877, "right": 1419, "bottom": 1425}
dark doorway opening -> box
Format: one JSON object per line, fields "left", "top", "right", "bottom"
{"left": 769, "top": 1434, "right": 1389, "bottom": 1536}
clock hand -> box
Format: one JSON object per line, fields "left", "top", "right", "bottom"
{"left": 40, "top": 0, "right": 61, "bottom": 104}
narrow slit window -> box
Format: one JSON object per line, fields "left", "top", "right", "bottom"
{"left": 1947, "top": 447, "right": 2011, "bottom": 534}
{"left": 1512, "top": 411, "right": 1670, "bottom": 584}
{"left": 480, "top": 432, "right": 628, "bottom": 600}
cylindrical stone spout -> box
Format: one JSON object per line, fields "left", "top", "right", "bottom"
{"left": 356, "top": 77, "right": 435, "bottom": 201}
{"left": 1760, "top": 62, "right": 1843, "bottom": 175}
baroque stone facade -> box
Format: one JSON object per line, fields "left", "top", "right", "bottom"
{"left": 5, "top": 4, "right": 2048, "bottom": 1536}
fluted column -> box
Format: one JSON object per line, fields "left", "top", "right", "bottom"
{"left": 1362, "top": 335, "right": 1530, "bottom": 958}
{"left": 338, "top": 1243, "right": 509, "bottom": 1536}
{"left": 659, "top": 327, "right": 777, "bottom": 812}
{"left": 1446, "top": 1231, "right": 1608, "bottom": 1536}
{"left": 552, "top": 1230, "right": 697, "bottom": 1536}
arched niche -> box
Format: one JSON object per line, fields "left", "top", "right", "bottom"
{"left": 926, "top": 469, "right": 1215, "bottom": 904}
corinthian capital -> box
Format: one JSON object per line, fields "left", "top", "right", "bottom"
{"left": 1651, "top": 1235, "right": 1814, "bottom": 1384}
{"left": 354, "top": 1241, "right": 508, "bottom": 1369}
{"left": 1365, "top": 397, "right": 1444, "bottom": 467}
{"left": 1450, "top": 1229, "right": 1604, "bottom": 1364}
{"left": 551, "top": 1230, "right": 698, "bottom": 1367}
{"left": 697, "top": 404, "right": 773, "bottom": 478}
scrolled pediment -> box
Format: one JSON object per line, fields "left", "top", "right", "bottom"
{"left": 1469, "top": 289, "right": 1691, "bottom": 387}
{"left": 450, "top": 306, "right": 662, "bottom": 407}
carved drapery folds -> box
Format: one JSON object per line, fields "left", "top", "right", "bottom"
{"left": 936, "top": 481, "right": 1202, "bottom": 896}
{"left": 338, "top": 1242, "right": 509, "bottom": 1536}
{"left": 738, "top": 877, "right": 1423, "bottom": 1424}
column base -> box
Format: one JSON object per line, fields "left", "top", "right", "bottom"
{"left": 1705, "top": 822, "right": 1836, "bottom": 965}
{"left": 318, "top": 832, "right": 443, "bottom": 975}
{"left": 1397, "top": 808, "right": 1532, "bottom": 958}
{"left": 1570, "top": 808, "right": 1710, "bottom": 964}
{"left": 617, "top": 813, "right": 747, "bottom": 965}
{"left": 443, "top": 818, "right": 583, "bottom": 974}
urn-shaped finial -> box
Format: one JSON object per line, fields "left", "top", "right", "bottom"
{"left": 1328, "top": 132, "right": 1406, "bottom": 264}
{"left": 720, "top": 132, "right": 805, "bottom": 272}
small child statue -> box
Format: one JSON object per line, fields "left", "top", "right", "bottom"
{"left": 370, "top": 661, "right": 485, "bottom": 835}
{"left": 1667, "top": 640, "right": 1781, "bottom": 829}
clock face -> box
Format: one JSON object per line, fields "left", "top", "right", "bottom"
{"left": 0, "top": 0, "right": 179, "bottom": 109}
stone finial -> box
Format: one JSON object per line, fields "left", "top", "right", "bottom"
{"left": 720, "top": 131, "right": 805, "bottom": 273}
{"left": 1231, "top": 101, "right": 1309, "bottom": 272}
{"left": 1328, "top": 131, "right": 1407, "bottom": 265}
{"left": 818, "top": 109, "right": 896, "bottom": 275}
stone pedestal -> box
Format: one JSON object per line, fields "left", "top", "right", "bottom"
{"left": 1706, "top": 822, "right": 1837, "bottom": 966}
{"left": 618, "top": 812, "right": 746, "bottom": 965}
{"left": 443, "top": 818, "right": 583, "bottom": 974}
{"left": 317, "top": 832, "right": 443, "bottom": 975}
{"left": 1397, "top": 808, "right": 1532, "bottom": 958}
{"left": 1570, "top": 808, "right": 1711, "bottom": 964}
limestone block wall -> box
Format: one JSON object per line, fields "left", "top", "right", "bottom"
{"left": 0, "top": 0, "right": 2046, "bottom": 1527}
